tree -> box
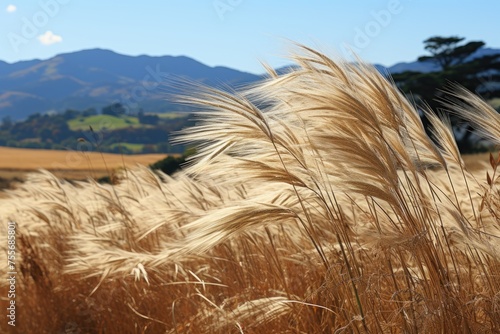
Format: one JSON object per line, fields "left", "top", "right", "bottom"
{"left": 150, "top": 155, "right": 185, "bottom": 175}
{"left": 39, "top": 128, "right": 52, "bottom": 142}
{"left": 1, "top": 116, "right": 13, "bottom": 130}
{"left": 394, "top": 36, "right": 500, "bottom": 152}
{"left": 418, "top": 36, "right": 484, "bottom": 70}
{"left": 150, "top": 149, "right": 195, "bottom": 175}
{"left": 450, "top": 41, "right": 485, "bottom": 66}
{"left": 102, "top": 103, "right": 126, "bottom": 117}
{"left": 63, "top": 109, "right": 79, "bottom": 120}
{"left": 82, "top": 108, "right": 97, "bottom": 117}
{"left": 141, "top": 144, "right": 157, "bottom": 153}
{"left": 138, "top": 111, "right": 159, "bottom": 125}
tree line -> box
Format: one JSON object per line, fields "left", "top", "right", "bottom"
{"left": 392, "top": 36, "right": 500, "bottom": 152}
{"left": 0, "top": 104, "right": 192, "bottom": 154}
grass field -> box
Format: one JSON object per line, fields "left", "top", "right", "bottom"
{"left": 0, "top": 48, "right": 498, "bottom": 333}
{"left": 0, "top": 145, "right": 488, "bottom": 177}
{"left": 68, "top": 114, "right": 142, "bottom": 131}
{"left": 461, "top": 151, "right": 497, "bottom": 170}
{"left": 0, "top": 146, "right": 168, "bottom": 181}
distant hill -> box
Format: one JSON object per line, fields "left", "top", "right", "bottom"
{"left": 0, "top": 49, "right": 261, "bottom": 120}
{"left": 1, "top": 47, "right": 499, "bottom": 121}
{"left": 385, "top": 47, "right": 500, "bottom": 74}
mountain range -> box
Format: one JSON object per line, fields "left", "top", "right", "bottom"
{"left": 1, "top": 47, "right": 499, "bottom": 120}
{"left": 0, "top": 49, "right": 260, "bottom": 120}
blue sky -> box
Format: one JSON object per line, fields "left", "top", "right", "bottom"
{"left": 1, "top": 0, "right": 499, "bottom": 73}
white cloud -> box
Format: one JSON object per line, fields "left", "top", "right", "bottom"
{"left": 38, "top": 31, "right": 63, "bottom": 45}
{"left": 6, "top": 4, "right": 17, "bottom": 13}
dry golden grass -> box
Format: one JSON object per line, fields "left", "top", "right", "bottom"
{"left": 462, "top": 152, "right": 495, "bottom": 171}
{"left": 0, "top": 146, "right": 169, "bottom": 170}
{"left": 0, "top": 146, "right": 172, "bottom": 191}
{"left": 0, "top": 45, "right": 499, "bottom": 333}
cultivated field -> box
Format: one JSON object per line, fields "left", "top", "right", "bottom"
{"left": 0, "top": 47, "right": 499, "bottom": 333}
{"left": 0, "top": 146, "right": 168, "bottom": 180}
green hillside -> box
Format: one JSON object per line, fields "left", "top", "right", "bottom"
{"left": 68, "top": 115, "right": 142, "bottom": 131}
{"left": 109, "top": 142, "right": 145, "bottom": 153}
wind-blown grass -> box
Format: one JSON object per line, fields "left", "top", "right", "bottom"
{"left": 0, "top": 45, "right": 499, "bottom": 333}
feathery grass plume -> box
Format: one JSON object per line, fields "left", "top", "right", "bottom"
{"left": 440, "top": 83, "right": 500, "bottom": 145}
{"left": 0, "top": 44, "right": 499, "bottom": 333}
